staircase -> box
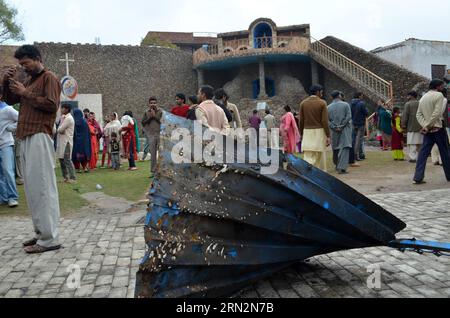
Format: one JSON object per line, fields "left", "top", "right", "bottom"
{"left": 310, "top": 37, "right": 394, "bottom": 103}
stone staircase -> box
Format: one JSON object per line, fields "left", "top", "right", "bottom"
{"left": 310, "top": 37, "right": 393, "bottom": 104}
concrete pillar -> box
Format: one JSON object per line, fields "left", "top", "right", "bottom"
{"left": 197, "top": 69, "right": 205, "bottom": 89}
{"left": 311, "top": 59, "right": 320, "bottom": 85}
{"left": 218, "top": 38, "right": 224, "bottom": 54}
{"left": 272, "top": 31, "right": 278, "bottom": 48}
{"left": 258, "top": 58, "right": 268, "bottom": 99}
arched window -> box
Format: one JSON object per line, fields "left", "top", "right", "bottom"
{"left": 253, "top": 23, "right": 273, "bottom": 48}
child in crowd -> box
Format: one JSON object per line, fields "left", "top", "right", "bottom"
{"left": 110, "top": 132, "right": 121, "bottom": 170}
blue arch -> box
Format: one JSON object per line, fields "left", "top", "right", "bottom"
{"left": 253, "top": 23, "right": 273, "bottom": 48}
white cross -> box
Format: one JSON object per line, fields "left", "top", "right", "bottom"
{"left": 59, "top": 53, "right": 75, "bottom": 76}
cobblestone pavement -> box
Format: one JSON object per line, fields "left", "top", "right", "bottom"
{"left": 0, "top": 189, "right": 449, "bottom": 298}
{"left": 241, "top": 189, "right": 450, "bottom": 298}
{"left": 0, "top": 193, "right": 147, "bottom": 299}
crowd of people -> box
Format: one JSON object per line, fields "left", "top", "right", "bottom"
{"left": 1, "top": 44, "right": 449, "bottom": 255}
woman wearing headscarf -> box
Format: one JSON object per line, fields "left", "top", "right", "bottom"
{"left": 88, "top": 113, "right": 100, "bottom": 170}
{"left": 72, "top": 109, "right": 92, "bottom": 173}
{"left": 378, "top": 101, "right": 393, "bottom": 151}
{"left": 102, "top": 112, "right": 122, "bottom": 168}
{"left": 280, "top": 105, "right": 301, "bottom": 155}
{"left": 121, "top": 111, "right": 138, "bottom": 171}
{"left": 132, "top": 113, "right": 141, "bottom": 157}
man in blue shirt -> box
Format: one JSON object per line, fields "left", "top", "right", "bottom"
{"left": 351, "top": 92, "right": 368, "bottom": 162}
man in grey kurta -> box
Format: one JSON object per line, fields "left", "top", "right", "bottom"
{"left": 401, "top": 91, "right": 423, "bottom": 163}
{"left": 328, "top": 91, "right": 353, "bottom": 174}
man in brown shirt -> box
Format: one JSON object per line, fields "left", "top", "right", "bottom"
{"left": 2, "top": 45, "right": 62, "bottom": 254}
{"left": 299, "top": 84, "right": 331, "bottom": 171}
{"left": 142, "top": 96, "right": 163, "bottom": 177}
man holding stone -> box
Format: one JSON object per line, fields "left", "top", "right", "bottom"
{"left": 2, "top": 45, "right": 62, "bottom": 254}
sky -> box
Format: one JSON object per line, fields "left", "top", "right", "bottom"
{"left": 6, "top": 0, "right": 450, "bottom": 51}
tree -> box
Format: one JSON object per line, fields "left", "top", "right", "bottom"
{"left": 140, "top": 36, "right": 178, "bottom": 49}
{"left": 0, "top": 0, "right": 24, "bottom": 44}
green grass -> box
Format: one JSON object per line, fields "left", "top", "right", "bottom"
{"left": 1, "top": 149, "right": 394, "bottom": 218}
{"left": 0, "top": 160, "right": 152, "bottom": 218}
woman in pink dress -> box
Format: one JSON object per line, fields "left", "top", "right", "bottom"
{"left": 280, "top": 105, "right": 301, "bottom": 154}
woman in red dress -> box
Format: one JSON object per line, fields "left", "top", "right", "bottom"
{"left": 121, "top": 111, "right": 138, "bottom": 171}
{"left": 391, "top": 107, "right": 405, "bottom": 161}
{"left": 88, "top": 114, "right": 99, "bottom": 170}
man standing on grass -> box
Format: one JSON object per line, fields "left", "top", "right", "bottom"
{"left": 2, "top": 45, "right": 61, "bottom": 254}
{"left": 0, "top": 85, "right": 19, "bottom": 208}
{"left": 142, "top": 97, "right": 162, "bottom": 177}
{"left": 414, "top": 79, "right": 450, "bottom": 184}
{"left": 56, "top": 103, "right": 76, "bottom": 183}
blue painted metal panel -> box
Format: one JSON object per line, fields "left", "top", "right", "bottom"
{"left": 389, "top": 239, "right": 450, "bottom": 255}
{"left": 135, "top": 112, "right": 443, "bottom": 299}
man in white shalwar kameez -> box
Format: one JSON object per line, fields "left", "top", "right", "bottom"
{"left": 299, "top": 85, "right": 331, "bottom": 171}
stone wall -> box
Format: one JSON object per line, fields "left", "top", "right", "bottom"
{"left": 319, "top": 67, "right": 378, "bottom": 110}
{"left": 202, "top": 62, "right": 310, "bottom": 129}
{"left": 0, "top": 45, "right": 18, "bottom": 68}
{"left": 203, "top": 62, "right": 310, "bottom": 98}
{"left": 35, "top": 43, "right": 197, "bottom": 124}
{"left": 319, "top": 36, "right": 429, "bottom": 104}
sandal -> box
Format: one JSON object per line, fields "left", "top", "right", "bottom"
{"left": 23, "top": 238, "right": 38, "bottom": 247}
{"left": 24, "top": 244, "right": 61, "bottom": 254}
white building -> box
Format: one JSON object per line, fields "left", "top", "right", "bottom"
{"left": 372, "top": 38, "right": 450, "bottom": 79}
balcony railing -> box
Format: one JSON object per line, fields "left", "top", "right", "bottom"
{"left": 201, "top": 36, "right": 309, "bottom": 58}
{"left": 222, "top": 38, "right": 250, "bottom": 50}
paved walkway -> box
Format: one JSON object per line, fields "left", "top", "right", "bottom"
{"left": 242, "top": 189, "right": 450, "bottom": 298}
{"left": 0, "top": 189, "right": 449, "bottom": 298}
